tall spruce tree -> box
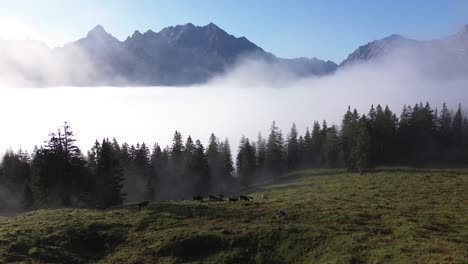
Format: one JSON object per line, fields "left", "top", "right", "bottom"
{"left": 90, "top": 139, "right": 125, "bottom": 208}
{"left": 182, "top": 136, "right": 196, "bottom": 194}
{"left": 0, "top": 150, "right": 31, "bottom": 210}
{"left": 463, "top": 118, "right": 468, "bottom": 162}
{"left": 310, "top": 121, "right": 322, "bottom": 167}
{"left": 286, "top": 123, "right": 300, "bottom": 171}
{"left": 148, "top": 144, "right": 164, "bottom": 200}
{"left": 256, "top": 133, "right": 266, "bottom": 176}
{"left": 165, "top": 131, "right": 185, "bottom": 199}
{"left": 193, "top": 140, "right": 211, "bottom": 195}
{"left": 206, "top": 133, "right": 223, "bottom": 192}
{"left": 303, "top": 127, "right": 313, "bottom": 167}
{"left": 298, "top": 135, "right": 305, "bottom": 168}
{"left": 30, "top": 122, "right": 88, "bottom": 207}
{"left": 219, "top": 138, "right": 235, "bottom": 187}
{"left": 135, "top": 143, "right": 151, "bottom": 201}
{"left": 438, "top": 103, "right": 453, "bottom": 147}
{"left": 322, "top": 125, "right": 341, "bottom": 168}
{"left": 236, "top": 137, "right": 256, "bottom": 186}
{"left": 350, "top": 115, "right": 371, "bottom": 171}
{"left": 265, "top": 121, "right": 284, "bottom": 177}
{"left": 341, "top": 107, "right": 359, "bottom": 168}
{"left": 452, "top": 104, "right": 463, "bottom": 146}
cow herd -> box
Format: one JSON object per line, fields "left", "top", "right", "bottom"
{"left": 135, "top": 193, "right": 286, "bottom": 220}
{"left": 192, "top": 194, "right": 255, "bottom": 203}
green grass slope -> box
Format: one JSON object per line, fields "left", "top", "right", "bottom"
{"left": 0, "top": 168, "right": 467, "bottom": 263}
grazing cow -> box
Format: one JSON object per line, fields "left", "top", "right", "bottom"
{"left": 276, "top": 210, "right": 286, "bottom": 219}
{"left": 217, "top": 194, "right": 224, "bottom": 198}
{"left": 229, "top": 196, "right": 238, "bottom": 203}
{"left": 358, "top": 167, "right": 364, "bottom": 176}
{"left": 138, "top": 201, "right": 149, "bottom": 209}
{"left": 193, "top": 195, "right": 203, "bottom": 201}
{"left": 239, "top": 195, "right": 250, "bottom": 201}
{"left": 262, "top": 194, "right": 270, "bottom": 200}
{"left": 209, "top": 195, "right": 217, "bottom": 201}
{"left": 215, "top": 197, "right": 224, "bottom": 202}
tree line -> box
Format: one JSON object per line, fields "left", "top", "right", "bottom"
{"left": 0, "top": 102, "right": 467, "bottom": 212}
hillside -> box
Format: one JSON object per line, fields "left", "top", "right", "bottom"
{"left": 0, "top": 168, "right": 466, "bottom": 263}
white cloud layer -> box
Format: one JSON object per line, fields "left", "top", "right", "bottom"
{"left": 0, "top": 50, "right": 466, "bottom": 154}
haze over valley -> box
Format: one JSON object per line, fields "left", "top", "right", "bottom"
{"left": 0, "top": 1, "right": 467, "bottom": 263}
{"left": 0, "top": 23, "right": 467, "bottom": 153}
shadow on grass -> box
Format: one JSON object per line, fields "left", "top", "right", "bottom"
{"left": 112, "top": 201, "right": 251, "bottom": 221}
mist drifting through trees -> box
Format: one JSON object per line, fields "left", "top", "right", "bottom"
{"left": 0, "top": 101, "right": 467, "bottom": 213}
{"left": 0, "top": 46, "right": 467, "bottom": 213}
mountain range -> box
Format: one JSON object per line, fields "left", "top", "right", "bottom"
{"left": 0, "top": 23, "right": 467, "bottom": 86}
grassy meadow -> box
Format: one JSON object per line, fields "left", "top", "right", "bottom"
{"left": 0, "top": 168, "right": 466, "bottom": 263}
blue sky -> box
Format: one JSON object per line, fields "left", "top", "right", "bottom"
{"left": 0, "top": 0, "right": 466, "bottom": 62}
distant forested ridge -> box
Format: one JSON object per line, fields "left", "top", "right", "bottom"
{"left": 0, "top": 102, "right": 467, "bottom": 213}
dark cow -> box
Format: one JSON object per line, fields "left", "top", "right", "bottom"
{"left": 358, "top": 167, "right": 365, "bottom": 176}
{"left": 215, "top": 197, "right": 224, "bottom": 202}
{"left": 239, "top": 195, "right": 250, "bottom": 201}
{"left": 138, "top": 201, "right": 149, "bottom": 209}
{"left": 276, "top": 210, "right": 286, "bottom": 219}
{"left": 217, "top": 194, "right": 224, "bottom": 198}
{"left": 193, "top": 195, "right": 203, "bottom": 201}
{"left": 229, "top": 196, "right": 238, "bottom": 203}
{"left": 209, "top": 195, "right": 216, "bottom": 201}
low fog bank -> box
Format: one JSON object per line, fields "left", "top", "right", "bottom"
{"left": 0, "top": 52, "right": 467, "bottom": 154}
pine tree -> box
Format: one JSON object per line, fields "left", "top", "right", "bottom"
{"left": 0, "top": 150, "right": 31, "bottom": 207}
{"left": 322, "top": 125, "right": 341, "bottom": 168}
{"left": 319, "top": 120, "right": 329, "bottom": 166}
{"left": 265, "top": 121, "right": 284, "bottom": 177}
{"left": 463, "top": 118, "right": 468, "bottom": 162}
{"left": 148, "top": 144, "right": 164, "bottom": 200}
{"left": 369, "top": 105, "right": 398, "bottom": 165}
{"left": 219, "top": 138, "right": 234, "bottom": 184}
{"left": 286, "top": 123, "right": 300, "bottom": 171}
{"left": 397, "top": 105, "right": 412, "bottom": 162}
{"left": 256, "top": 133, "right": 266, "bottom": 175}
{"left": 182, "top": 136, "right": 196, "bottom": 194}
{"left": 90, "top": 139, "right": 125, "bottom": 208}
{"left": 298, "top": 135, "right": 305, "bottom": 168}
{"left": 236, "top": 137, "right": 256, "bottom": 186}
{"left": 165, "top": 131, "right": 185, "bottom": 199}
{"left": 310, "top": 121, "right": 322, "bottom": 167}
{"left": 438, "top": 103, "right": 452, "bottom": 146}
{"left": 368, "top": 104, "right": 376, "bottom": 124}
{"left": 30, "top": 122, "right": 88, "bottom": 207}
{"left": 341, "top": 107, "right": 359, "bottom": 168}
{"left": 171, "top": 131, "right": 184, "bottom": 164}
{"left": 206, "top": 133, "right": 222, "bottom": 191}
{"left": 452, "top": 104, "right": 463, "bottom": 147}
{"left": 303, "top": 127, "right": 313, "bottom": 167}
{"left": 193, "top": 140, "right": 210, "bottom": 195}
{"left": 120, "top": 142, "right": 131, "bottom": 167}
{"left": 134, "top": 143, "right": 151, "bottom": 201}
{"left": 350, "top": 115, "right": 371, "bottom": 171}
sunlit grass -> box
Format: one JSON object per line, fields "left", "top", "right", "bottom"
{"left": 0, "top": 168, "right": 466, "bottom": 263}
